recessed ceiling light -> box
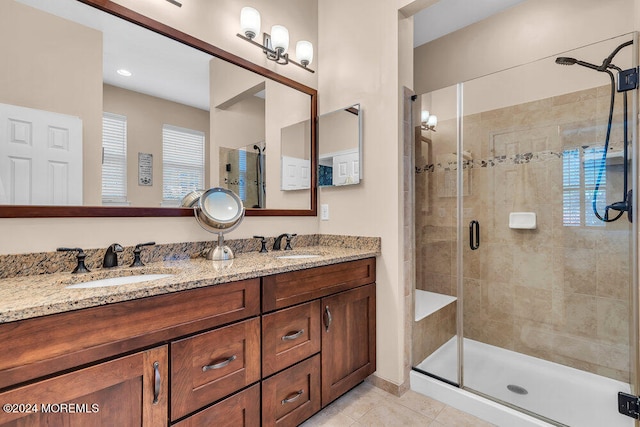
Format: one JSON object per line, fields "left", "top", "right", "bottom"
{"left": 117, "top": 69, "right": 132, "bottom": 77}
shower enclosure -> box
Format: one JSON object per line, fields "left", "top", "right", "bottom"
{"left": 412, "top": 34, "right": 639, "bottom": 427}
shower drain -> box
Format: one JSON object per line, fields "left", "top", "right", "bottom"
{"left": 507, "top": 384, "right": 528, "bottom": 395}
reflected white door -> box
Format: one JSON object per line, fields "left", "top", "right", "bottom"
{"left": 0, "top": 103, "right": 83, "bottom": 205}
{"left": 281, "top": 155, "right": 310, "bottom": 190}
{"left": 332, "top": 150, "right": 359, "bottom": 186}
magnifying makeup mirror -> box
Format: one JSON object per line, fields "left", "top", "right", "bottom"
{"left": 194, "top": 187, "right": 245, "bottom": 261}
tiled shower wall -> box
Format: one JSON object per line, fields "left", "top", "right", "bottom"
{"left": 415, "top": 85, "right": 631, "bottom": 382}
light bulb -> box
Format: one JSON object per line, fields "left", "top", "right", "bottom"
{"left": 421, "top": 110, "right": 429, "bottom": 123}
{"left": 240, "top": 7, "right": 260, "bottom": 39}
{"left": 427, "top": 115, "right": 437, "bottom": 127}
{"left": 270, "top": 25, "right": 289, "bottom": 53}
{"left": 296, "top": 41, "right": 313, "bottom": 67}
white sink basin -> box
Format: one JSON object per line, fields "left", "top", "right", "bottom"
{"left": 276, "top": 254, "right": 321, "bottom": 260}
{"left": 65, "top": 274, "right": 174, "bottom": 289}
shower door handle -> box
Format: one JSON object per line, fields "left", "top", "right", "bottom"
{"left": 469, "top": 220, "right": 480, "bottom": 250}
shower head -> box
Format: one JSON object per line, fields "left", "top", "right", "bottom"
{"left": 555, "top": 57, "right": 577, "bottom": 66}
{"left": 555, "top": 56, "right": 602, "bottom": 71}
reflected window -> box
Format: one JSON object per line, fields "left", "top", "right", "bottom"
{"left": 162, "top": 125, "right": 205, "bottom": 204}
{"left": 238, "top": 149, "right": 247, "bottom": 201}
{"left": 102, "top": 112, "right": 128, "bottom": 205}
{"left": 562, "top": 147, "right": 605, "bottom": 227}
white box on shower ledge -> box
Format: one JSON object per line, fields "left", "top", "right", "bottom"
{"left": 509, "top": 212, "right": 537, "bottom": 229}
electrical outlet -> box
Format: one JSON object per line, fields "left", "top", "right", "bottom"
{"left": 321, "top": 204, "right": 329, "bottom": 220}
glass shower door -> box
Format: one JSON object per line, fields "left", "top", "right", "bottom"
{"left": 459, "top": 33, "right": 637, "bottom": 427}
{"left": 413, "top": 83, "right": 461, "bottom": 386}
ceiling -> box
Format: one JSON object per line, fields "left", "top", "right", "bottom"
{"left": 413, "top": 0, "right": 526, "bottom": 47}
{"left": 16, "top": 0, "right": 212, "bottom": 111}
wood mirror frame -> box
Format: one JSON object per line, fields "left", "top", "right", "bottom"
{"left": 0, "top": 0, "right": 317, "bottom": 218}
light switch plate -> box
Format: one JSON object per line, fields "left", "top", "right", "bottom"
{"left": 321, "top": 204, "right": 329, "bottom": 220}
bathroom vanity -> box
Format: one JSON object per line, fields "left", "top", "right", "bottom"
{"left": 0, "top": 248, "right": 376, "bottom": 426}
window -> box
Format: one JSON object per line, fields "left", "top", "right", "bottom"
{"left": 162, "top": 125, "right": 205, "bottom": 205}
{"left": 562, "top": 146, "right": 606, "bottom": 227}
{"left": 102, "top": 113, "right": 128, "bottom": 205}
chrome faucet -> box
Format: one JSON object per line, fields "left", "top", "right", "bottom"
{"left": 103, "top": 243, "right": 123, "bottom": 268}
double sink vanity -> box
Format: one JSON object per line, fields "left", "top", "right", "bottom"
{"left": 0, "top": 235, "right": 379, "bottom": 426}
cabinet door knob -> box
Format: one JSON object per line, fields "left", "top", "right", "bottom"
{"left": 323, "top": 305, "right": 332, "bottom": 332}
{"left": 202, "top": 354, "right": 237, "bottom": 372}
{"left": 152, "top": 361, "right": 161, "bottom": 404}
{"left": 281, "top": 390, "right": 304, "bottom": 404}
{"left": 282, "top": 329, "right": 304, "bottom": 341}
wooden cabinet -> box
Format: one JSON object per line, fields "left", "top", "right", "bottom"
{"left": 0, "top": 278, "right": 260, "bottom": 390}
{"left": 0, "top": 257, "right": 376, "bottom": 426}
{"left": 321, "top": 284, "right": 376, "bottom": 407}
{"left": 261, "top": 258, "right": 376, "bottom": 425}
{"left": 0, "top": 346, "right": 168, "bottom": 427}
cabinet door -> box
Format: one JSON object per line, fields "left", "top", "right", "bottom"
{"left": 0, "top": 346, "right": 168, "bottom": 427}
{"left": 321, "top": 284, "right": 376, "bottom": 407}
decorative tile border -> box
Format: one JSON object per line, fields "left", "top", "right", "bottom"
{"left": 416, "top": 150, "right": 564, "bottom": 174}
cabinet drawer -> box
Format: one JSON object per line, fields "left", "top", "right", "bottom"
{"left": 262, "top": 355, "right": 321, "bottom": 427}
{"left": 262, "top": 258, "right": 375, "bottom": 312}
{"left": 173, "top": 384, "right": 260, "bottom": 427}
{"left": 171, "top": 317, "right": 261, "bottom": 421}
{"left": 262, "top": 301, "right": 321, "bottom": 377}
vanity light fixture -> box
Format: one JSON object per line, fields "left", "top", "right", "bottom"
{"left": 116, "top": 69, "right": 132, "bottom": 77}
{"left": 237, "top": 6, "right": 315, "bottom": 73}
{"left": 421, "top": 110, "right": 437, "bottom": 132}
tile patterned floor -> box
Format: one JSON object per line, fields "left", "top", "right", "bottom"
{"left": 301, "top": 382, "right": 496, "bottom": 427}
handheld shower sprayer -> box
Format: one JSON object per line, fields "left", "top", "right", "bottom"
{"left": 555, "top": 40, "right": 634, "bottom": 223}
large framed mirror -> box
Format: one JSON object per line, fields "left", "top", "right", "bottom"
{"left": 0, "top": 0, "right": 317, "bottom": 217}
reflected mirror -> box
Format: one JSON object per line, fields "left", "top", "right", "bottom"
{"left": 318, "top": 104, "right": 362, "bottom": 186}
{"left": 0, "top": 0, "right": 316, "bottom": 217}
{"left": 281, "top": 119, "right": 312, "bottom": 192}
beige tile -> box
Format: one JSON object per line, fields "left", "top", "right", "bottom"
{"left": 597, "top": 297, "right": 629, "bottom": 344}
{"left": 354, "top": 399, "right": 436, "bottom": 426}
{"left": 433, "top": 405, "right": 497, "bottom": 427}
{"left": 301, "top": 410, "right": 358, "bottom": 427}
{"left": 393, "top": 390, "right": 446, "bottom": 419}
{"left": 328, "top": 382, "right": 390, "bottom": 421}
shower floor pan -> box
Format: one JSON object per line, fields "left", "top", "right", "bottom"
{"left": 414, "top": 337, "right": 632, "bottom": 427}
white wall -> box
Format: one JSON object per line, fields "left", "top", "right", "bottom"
{"left": 317, "top": 0, "right": 408, "bottom": 387}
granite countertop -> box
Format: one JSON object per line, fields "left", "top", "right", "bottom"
{"left": 0, "top": 243, "right": 379, "bottom": 324}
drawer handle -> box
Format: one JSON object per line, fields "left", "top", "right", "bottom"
{"left": 202, "top": 354, "right": 237, "bottom": 372}
{"left": 281, "top": 390, "right": 304, "bottom": 405}
{"left": 153, "top": 361, "right": 161, "bottom": 404}
{"left": 323, "top": 305, "right": 332, "bottom": 332}
{"left": 282, "top": 329, "right": 304, "bottom": 341}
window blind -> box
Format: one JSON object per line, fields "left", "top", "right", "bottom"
{"left": 562, "top": 148, "right": 581, "bottom": 226}
{"left": 102, "top": 112, "right": 127, "bottom": 204}
{"left": 162, "top": 125, "right": 205, "bottom": 202}
{"left": 562, "top": 146, "right": 606, "bottom": 227}
{"left": 238, "top": 149, "right": 247, "bottom": 201}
